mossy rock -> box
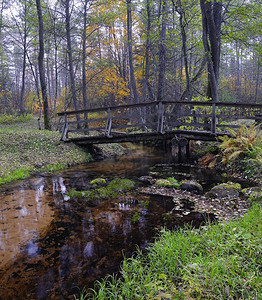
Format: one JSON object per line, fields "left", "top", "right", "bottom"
{"left": 155, "top": 177, "right": 180, "bottom": 188}
{"left": 205, "top": 182, "right": 241, "bottom": 199}
{"left": 107, "top": 178, "right": 135, "bottom": 192}
{"left": 242, "top": 186, "right": 262, "bottom": 200}
{"left": 90, "top": 178, "right": 106, "bottom": 187}
{"left": 180, "top": 180, "right": 203, "bottom": 194}
{"left": 66, "top": 178, "right": 135, "bottom": 202}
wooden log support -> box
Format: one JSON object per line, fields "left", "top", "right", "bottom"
{"left": 179, "top": 137, "right": 189, "bottom": 161}
{"left": 171, "top": 136, "right": 189, "bottom": 163}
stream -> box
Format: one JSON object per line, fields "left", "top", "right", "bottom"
{"left": 0, "top": 146, "right": 223, "bottom": 299}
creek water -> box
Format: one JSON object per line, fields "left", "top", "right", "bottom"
{"left": 0, "top": 146, "right": 218, "bottom": 300}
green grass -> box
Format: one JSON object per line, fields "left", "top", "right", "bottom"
{"left": 83, "top": 203, "right": 262, "bottom": 300}
{"left": 0, "top": 117, "right": 92, "bottom": 185}
{"left": 0, "top": 167, "right": 32, "bottom": 184}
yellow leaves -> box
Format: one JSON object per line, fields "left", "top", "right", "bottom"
{"left": 97, "top": 67, "right": 130, "bottom": 101}
{"left": 86, "top": 66, "right": 130, "bottom": 104}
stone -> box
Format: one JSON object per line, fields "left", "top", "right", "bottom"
{"left": 138, "top": 176, "right": 155, "bottom": 185}
{"left": 205, "top": 182, "right": 241, "bottom": 199}
{"left": 180, "top": 180, "right": 203, "bottom": 194}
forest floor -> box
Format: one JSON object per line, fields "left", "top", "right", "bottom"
{"left": 0, "top": 116, "right": 125, "bottom": 185}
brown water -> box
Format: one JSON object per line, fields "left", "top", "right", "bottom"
{"left": 0, "top": 147, "right": 215, "bottom": 300}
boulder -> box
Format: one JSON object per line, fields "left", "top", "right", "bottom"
{"left": 180, "top": 180, "right": 203, "bottom": 194}
{"left": 205, "top": 182, "right": 241, "bottom": 199}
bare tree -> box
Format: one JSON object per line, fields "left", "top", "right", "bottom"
{"left": 127, "top": 0, "right": 139, "bottom": 104}
{"left": 64, "top": 0, "right": 81, "bottom": 126}
{"left": 157, "top": 0, "right": 168, "bottom": 102}
{"left": 200, "top": 0, "right": 222, "bottom": 102}
{"left": 36, "top": 0, "right": 50, "bottom": 129}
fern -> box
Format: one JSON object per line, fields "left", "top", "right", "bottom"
{"left": 219, "top": 124, "right": 262, "bottom": 165}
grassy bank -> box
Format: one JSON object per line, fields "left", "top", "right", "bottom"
{"left": 86, "top": 201, "right": 261, "bottom": 300}
{"left": 0, "top": 117, "right": 92, "bottom": 184}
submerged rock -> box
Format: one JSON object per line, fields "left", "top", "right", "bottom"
{"left": 205, "top": 182, "right": 241, "bottom": 199}
{"left": 180, "top": 180, "right": 203, "bottom": 194}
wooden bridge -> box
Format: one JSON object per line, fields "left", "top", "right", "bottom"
{"left": 57, "top": 101, "right": 262, "bottom": 146}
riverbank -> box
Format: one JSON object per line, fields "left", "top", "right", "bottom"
{"left": 0, "top": 117, "right": 125, "bottom": 185}
{"left": 89, "top": 202, "right": 261, "bottom": 299}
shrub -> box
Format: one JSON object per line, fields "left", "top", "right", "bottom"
{"left": 0, "top": 113, "right": 33, "bottom": 124}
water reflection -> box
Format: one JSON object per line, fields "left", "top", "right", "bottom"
{"left": 0, "top": 182, "right": 54, "bottom": 265}
{"left": 0, "top": 147, "right": 216, "bottom": 299}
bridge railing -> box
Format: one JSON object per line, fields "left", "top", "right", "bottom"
{"left": 57, "top": 101, "right": 262, "bottom": 141}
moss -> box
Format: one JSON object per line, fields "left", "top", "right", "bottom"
{"left": 107, "top": 178, "right": 135, "bottom": 192}
{"left": 141, "top": 200, "right": 150, "bottom": 208}
{"left": 96, "top": 187, "right": 117, "bottom": 199}
{"left": 205, "top": 182, "right": 242, "bottom": 199}
{"left": 67, "top": 178, "right": 135, "bottom": 201}
{"left": 90, "top": 178, "right": 107, "bottom": 186}
{"left": 131, "top": 211, "right": 140, "bottom": 223}
{"left": 155, "top": 177, "right": 180, "bottom": 188}
{"left": 220, "top": 182, "right": 241, "bottom": 191}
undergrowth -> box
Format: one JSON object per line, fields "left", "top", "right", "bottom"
{"left": 0, "top": 113, "right": 33, "bottom": 124}
{"left": 219, "top": 124, "right": 262, "bottom": 178}
{"left": 76, "top": 202, "right": 262, "bottom": 300}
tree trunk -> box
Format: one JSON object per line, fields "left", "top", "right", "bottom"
{"left": 82, "top": 0, "right": 89, "bottom": 126}
{"left": 157, "top": 0, "right": 167, "bottom": 102}
{"left": 64, "top": 0, "right": 81, "bottom": 126}
{"left": 127, "top": 0, "right": 139, "bottom": 104}
{"left": 200, "top": 0, "right": 222, "bottom": 102}
{"left": 20, "top": 29, "right": 27, "bottom": 115}
{"left": 144, "top": 0, "right": 154, "bottom": 102}
{"left": 176, "top": 1, "right": 191, "bottom": 101}
{"left": 36, "top": 0, "right": 50, "bottom": 130}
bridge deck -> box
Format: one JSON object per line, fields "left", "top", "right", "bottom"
{"left": 57, "top": 100, "right": 262, "bottom": 145}
{"left": 67, "top": 130, "right": 227, "bottom": 145}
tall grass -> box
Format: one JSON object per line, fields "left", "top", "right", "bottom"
{"left": 81, "top": 203, "right": 262, "bottom": 299}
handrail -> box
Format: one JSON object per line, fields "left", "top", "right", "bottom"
{"left": 57, "top": 101, "right": 262, "bottom": 116}
{"left": 58, "top": 100, "right": 262, "bottom": 141}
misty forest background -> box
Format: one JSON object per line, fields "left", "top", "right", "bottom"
{"left": 0, "top": 0, "right": 261, "bottom": 129}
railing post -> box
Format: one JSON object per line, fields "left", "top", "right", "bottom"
{"left": 211, "top": 102, "right": 216, "bottom": 134}
{"left": 61, "top": 113, "right": 69, "bottom": 141}
{"left": 104, "top": 108, "right": 112, "bottom": 137}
